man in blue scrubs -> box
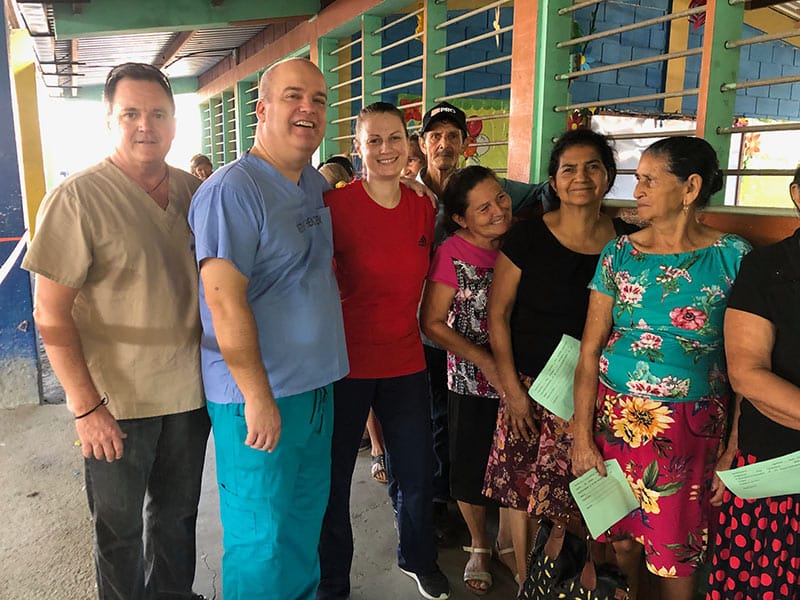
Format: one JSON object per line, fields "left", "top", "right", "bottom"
{"left": 188, "top": 58, "right": 349, "bottom": 600}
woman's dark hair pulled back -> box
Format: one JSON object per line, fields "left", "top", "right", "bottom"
{"left": 644, "top": 136, "right": 723, "bottom": 209}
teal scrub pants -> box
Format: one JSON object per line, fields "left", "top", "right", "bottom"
{"left": 207, "top": 385, "right": 333, "bottom": 600}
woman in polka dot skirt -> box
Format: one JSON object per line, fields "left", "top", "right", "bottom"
{"left": 706, "top": 168, "right": 800, "bottom": 600}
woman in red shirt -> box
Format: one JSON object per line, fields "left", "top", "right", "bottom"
{"left": 317, "top": 102, "right": 448, "bottom": 600}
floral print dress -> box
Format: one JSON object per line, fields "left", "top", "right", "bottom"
{"left": 589, "top": 233, "right": 751, "bottom": 578}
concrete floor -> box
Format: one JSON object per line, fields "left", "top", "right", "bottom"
{"left": 194, "top": 437, "right": 520, "bottom": 600}
{"left": 1, "top": 403, "right": 519, "bottom": 600}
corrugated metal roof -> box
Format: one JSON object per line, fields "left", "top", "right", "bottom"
{"left": 12, "top": 0, "right": 800, "bottom": 97}
{"left": 164, "top": 24, "right": 269, "bottom": 79}
{"left": 13, "top": 1, "right": 275, "bottom": 95}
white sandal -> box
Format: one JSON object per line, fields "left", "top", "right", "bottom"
{"left": 462, "top": 546, "right": 493, "bottom": 596}
{"left": 494, "top": 542, "right": 518, "bottom": 581}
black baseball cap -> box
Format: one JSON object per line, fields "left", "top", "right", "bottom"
{"left": 324, "top": 155, "right": 354, "bottom": 178}
{"left": 420, "top": 102, "right": 468, "bottom": 139}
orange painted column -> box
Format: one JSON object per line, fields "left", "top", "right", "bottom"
{"left": 507, "top": 0, "right": 538, "bottom": 182}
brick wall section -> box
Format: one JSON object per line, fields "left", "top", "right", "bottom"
{"left": 198, "top": 21, "right": 299, "bottom": 89}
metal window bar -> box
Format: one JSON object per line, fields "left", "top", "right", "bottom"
{"left": 331, "top": 133, "right": 356, "bottom": 142}
{"left": 373, "top": 78, "right": 424, "bottom": 95}
{"left": 725, "top": 29, "right": 800, "bottom": 49}
{"left": 723, "top": 169, "right": 795, "bottom": 176}
{"left": 399, "top": 100, "right": 423, "bottom": 110}
{"left": 559, "top": 0, "right": 603, "bottom": 15}
{"left": 468, "top": 112, "right": 510, "bottom": 123}
{"left": 556, "top": 48, "right": 701, "bottom": 81}
{"left": 212, "top": 99, "right": 225, "bottom": 164}
{"left": 557, "top": 6, "right": 706, "bottom": 49}
{"left": 436, "top": 0, "right": 512, "bottom": 29}
{"left": 330, "top": 56, "right": 361, "bottom": 73}
{"left": 614, "top": 167, "right": 793, "bottom": 183}
{"left": 372, "top": 55, "right": 423, "bottom": 76}
{"left": 201, "top": 105, "right": 212, "bottom": 157}
{"left": 330, "top": 37, "right": 361, "bottom": 56}
{"left": 434, "top": 2, "right": 513, "bottom": 164}
{"left": 371, "top": 7, "right": 424, "bottom": 35}
{"left": 371, "top": 31, "right": 423, "bottom": 56}
{"left": 436, "top": 84, "right": 511, "bottom": 103}
{"left": 436, "top": 25, "right": 513, "bottom": 55}
{"left": 331, "top": 114, "right": 359, "bottom": 125}
{"left": 718, "top": 122, "right": 800, "bottom": 135}
{"left": 243, "top": 82, "right": 258, "bottom": 143}
{"left": 721, "top": 73, "right": 800, "bottom": 92}
{"left": 435, "top": 56, "right": 511, "bottom": 79}
{"left": 467, "top": 139, "right": 508, "bottom": 148}
{"left": 607, "top": 129, "right": 697, "bottom": 140}
{"left": 330, "top": 95, "right": 362, "bottom": 108}
{"left": 556, "top": 88, "right": 699, "bottom": 112}
{"left": 331, "top": 75, "right": 363, "bottom": 91}
{"left": 329, "top": 36, "right": 361, "bottom": 130}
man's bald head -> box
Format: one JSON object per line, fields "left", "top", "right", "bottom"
{"left": 259, "top": 57, "right": 321, "bottom": 102}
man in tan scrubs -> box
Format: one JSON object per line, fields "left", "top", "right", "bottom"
{"left": 23, "top": 63, "right": 209, "bottom": 600}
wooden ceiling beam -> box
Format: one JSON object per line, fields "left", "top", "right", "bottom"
{"left": 155, "top": 30, "right": 194, "bottom": 69}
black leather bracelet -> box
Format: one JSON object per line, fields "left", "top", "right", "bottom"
{"left": 74, "top": 396, "right": 108, "bottom": 420}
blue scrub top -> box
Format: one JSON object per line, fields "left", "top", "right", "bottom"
{"left": 189, "top": 153, "right": 349, "bottom": 402}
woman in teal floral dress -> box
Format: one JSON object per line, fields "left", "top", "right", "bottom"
{"left": 571, "top": 137, "right": 751, "bottom": 600}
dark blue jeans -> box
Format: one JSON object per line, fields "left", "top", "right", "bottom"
{"left": 84, "top": 407, "right": 210, "bottom": 600}
{"left": 317, "top": 371, "right": 437, "bottom": 599}
{"left": 424, "top": 345, "right": 450, "bottom": 503}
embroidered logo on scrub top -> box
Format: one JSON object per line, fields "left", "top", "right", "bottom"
{"left": 296, "top": 215, "right": 323, "bottom": 233}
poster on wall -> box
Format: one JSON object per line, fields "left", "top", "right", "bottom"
{"left": 399, "top": 95, "right": 510, "bottom": 173}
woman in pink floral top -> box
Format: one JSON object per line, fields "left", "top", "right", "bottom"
{"left": 572, "top": 137, "right": 750, "bottom": 600}
{"left": 421, "top": 166, "right": 513, "bottom": 595}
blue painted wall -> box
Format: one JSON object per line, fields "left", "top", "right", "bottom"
{"left": 0, "top": 2, "right": 40, "bottom": 407}
{"left": 571, "top": 0, "right": 671, "bottom": 113}
{"left": 683, "top": 23, "right": 800, "bottom": 118}
{"left": 377, "top": 3, "right": 800, "bottom": 121}
{"left": 379, "top": 8, "right": 513, "bottom": 107}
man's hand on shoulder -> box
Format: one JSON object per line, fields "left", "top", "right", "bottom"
{"left": 244, "top": 395, "right": 281, "bottom": 452}
{"left": 400, "top": 176, "right": 437, "bottom": 209}
{"left": 75, "top": 405, "right": 127, "bottom": 462}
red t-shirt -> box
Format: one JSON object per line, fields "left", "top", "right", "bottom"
{"left": 325, "top": 180, "right": 435, "bottom": 378}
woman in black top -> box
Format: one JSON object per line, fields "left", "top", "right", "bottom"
{"left": 706, "top": 168, "right": 800, "bottom": 600}
{"left": 484, "top": 129, "right": 634, "bottom": 586}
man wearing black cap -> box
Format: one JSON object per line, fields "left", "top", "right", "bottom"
{"left": 418, "top": 101, "right": 469, "bottom": 202}
{"left": 416, "top": 101, "right": 554, "bottom": 547}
